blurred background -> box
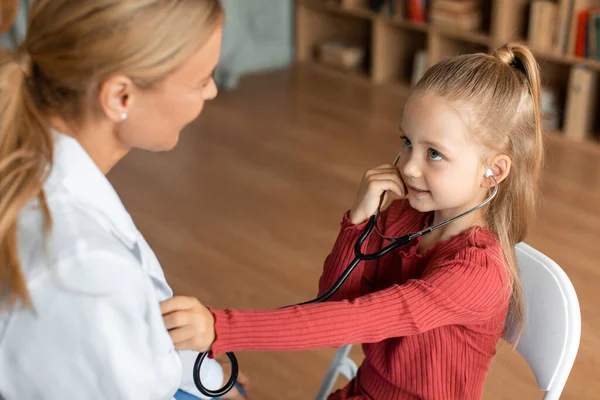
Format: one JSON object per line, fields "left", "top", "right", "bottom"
{"left": 2, "top": 0, "right": 599, "bottom": 399}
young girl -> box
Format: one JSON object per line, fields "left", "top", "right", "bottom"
{"left": 161, "top": 42, "right": 544, "bottom": 399}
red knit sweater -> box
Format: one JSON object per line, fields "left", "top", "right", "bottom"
{"left": 210, "top": 200, "right": 510, "bottom": 399}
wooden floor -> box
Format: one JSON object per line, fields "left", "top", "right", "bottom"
{"left": 108, "top": 65, "right": 600, "bottom": 400}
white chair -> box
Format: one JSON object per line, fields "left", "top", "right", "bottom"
{"left": 315, "top": 242, "right": 581, "bottom": 400}
{"left": 315, "top": 343, "right": 357, "bottom": 400}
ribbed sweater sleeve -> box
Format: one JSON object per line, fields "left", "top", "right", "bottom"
{"left": 209, "top": 246, "right": 507, "bottom": 355}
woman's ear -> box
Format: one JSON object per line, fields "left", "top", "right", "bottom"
{"left": 97, "top": 75, "right": 135, "bottom": 123}
{"left": 482, "top": 154, "right": 512, "bottom": 188}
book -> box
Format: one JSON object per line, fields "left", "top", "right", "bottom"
{"left": 575, "top": 8, "right": 590, "bottom": 57}
{"left": 555, "top": 0, "right": 574, "bottom": 54}
{"left": 529, "top": 0, "right": 558, "bottom": 52}
{"left": 564, "top": 66, "right": 597, "bottom": 140}
{"left": 431, "top": 0, "right": 479, "bottom": 13}
{"left": 430, "top": 0, "right": 482, "bottom": 31}
{"left": 411, "top": 50, "right": 429, "bottom": 85}
{"left": 406, "top": 0, "right": 427, "bottom": 22}
{"left": 431, "top": 10, "right": 481, "bottom": 30}
{"left": 567, "top": 0, "right": 600, "bottom": 55}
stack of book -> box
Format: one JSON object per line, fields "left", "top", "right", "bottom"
{"left": 529, "top": 0, "right": 600, "bottom": 59}
{"left": 429, "top": 0, "right": 482, "bottom": 31}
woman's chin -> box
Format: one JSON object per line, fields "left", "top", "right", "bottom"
{"left": 148, "top": 133, "right": 181, "bottom": 152}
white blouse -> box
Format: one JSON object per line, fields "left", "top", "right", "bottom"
{"left": 0, "top": 133, "right": 223, "bottom": 399}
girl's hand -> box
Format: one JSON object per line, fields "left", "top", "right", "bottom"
{"left": 160, "top": 296, "right": 215, "bottom": 352}
{"left": 348, "top": 164, "right": 406, "bottom": 225}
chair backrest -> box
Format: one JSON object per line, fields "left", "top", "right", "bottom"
{"left": 503, "top": 242, "right": 581, "bottom": 399}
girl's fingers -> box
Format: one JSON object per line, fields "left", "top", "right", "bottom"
{"left": 175, "top": 336, "right": 211, "bottom": 352}
{"left": 366, "top": 179, "right": 406, "bottom": 198}
{"left": 160, "top": 296, "right": 197, "bottom": 315}
{"left": 163, "top": 310, "right": 192, "bottom": 330}
{"left": 364, "top": 171, "right": 405, "bottom": 195}
{"left": 364, "top": 165, "right": 398, "bottom": 178}
{"left": 168, "top": 326, "right": 196, "bottom": 346}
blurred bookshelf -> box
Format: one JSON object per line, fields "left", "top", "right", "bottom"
{"left": 295, "top": 0, "right": 600, "bottom": 144}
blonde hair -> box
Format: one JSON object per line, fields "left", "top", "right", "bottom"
{"left": 414, "top": 43, "right": 544, "bottom": 337}
{"left": 0, "top": 0, "right": 224, "bottom": 309}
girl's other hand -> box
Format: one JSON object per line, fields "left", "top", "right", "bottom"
{"left": 348, "top": 164, "right": 406, "bottom": 225}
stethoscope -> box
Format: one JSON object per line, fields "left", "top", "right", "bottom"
{"left": 192, "top": 151, "right": 499, "bottom": 397}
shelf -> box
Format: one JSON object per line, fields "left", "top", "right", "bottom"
{"left": 532, "top": 48, "right": 600, "bottom": 72}
{"left": 431, "top": 25, "right": 491, "bottom": 47}
{"left": 303, "top": 1, "right": 491, "bottom": 45}
{"left": 301, "top": 0, "right": 376, "bottom": 20}
{"left": 373, "top": 20, "right": 427, "bottom": 85}
{"left": 387, "top": 16, "right": 428, "bottom": 33}
{"left": 301, "top": 60, "right": 372, "bottom": 86}
{"left": 294, "top": 0, "right": 600, "bottom": 145}
{"left": 300, "top": 60, "right": 414, "bottom": 96}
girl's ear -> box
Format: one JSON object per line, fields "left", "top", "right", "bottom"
{"left": 482, "top": 154, "right": 511, "bottom": 188}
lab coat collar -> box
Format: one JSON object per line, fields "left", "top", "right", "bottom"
{"left": 50, "top": 132, "right": 138, "bottom": 249}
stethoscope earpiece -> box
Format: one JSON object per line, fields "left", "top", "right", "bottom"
{"left": 485, "top": 168, "right": 494, "bottom": 178}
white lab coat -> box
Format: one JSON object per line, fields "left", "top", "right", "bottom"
{"left": 0, "top": 133, "right": 223, "bottom": 399}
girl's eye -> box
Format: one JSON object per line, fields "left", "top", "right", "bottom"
{"left": 428, "top": 149, "right": 443, "bottom": 161}
{"left": 401, "top": 136, "right": 412, "bottom": 148}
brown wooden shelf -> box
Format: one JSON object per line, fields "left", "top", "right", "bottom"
{"left": 301, "top": 60, "right": 372, "bottom": 85}
{"left": 301, "top": 0, "right": 376, "bottom": 20}
{"left": 295, "top": 0, "right": 600, "bottom": 145}
{"left": 531, "top": 47, "right": 600, "bottom": 72}
{"left": 432, "top": 26, "right": 491, "bottom": 46}
{"left": 386, "top": 16, "right": 428, "bottom": 33}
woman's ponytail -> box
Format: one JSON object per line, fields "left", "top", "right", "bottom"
{"left": 0, "top": 48, "right": 53, "bottom": 309}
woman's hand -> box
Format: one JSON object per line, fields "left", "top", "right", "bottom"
{"left": 160, "top": 296, "right": 215, "bottom": 352}
{"left": 348, "top": 164, "right": 406, "bottom": 225}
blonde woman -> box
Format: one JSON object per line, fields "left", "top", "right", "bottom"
{"left": 0, "top": 1, "right": 246, "bottom": 399}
